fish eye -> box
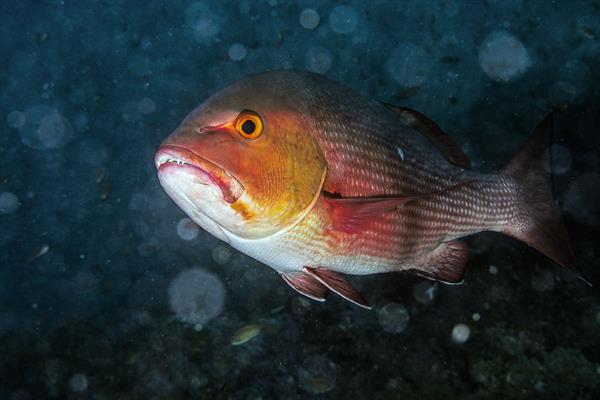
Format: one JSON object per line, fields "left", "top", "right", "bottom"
{"left": 235, "top": 111, "right": 263, "bottom": 139}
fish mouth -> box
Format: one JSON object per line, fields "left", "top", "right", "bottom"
{"left": 155, "top": 144, "right": 245, "bottom": 204}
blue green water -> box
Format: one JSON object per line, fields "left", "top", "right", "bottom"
{"left": 1, "top": 1, "right": 599, "bottom": 398}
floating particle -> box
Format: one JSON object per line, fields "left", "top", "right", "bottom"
{"left": 564, "top": 172, "right": 600, "bottom": 226}
{"left": 177, "top": 217, "right": 200, "bottom": 241}
{"left": 386, "top": 43, "right": 432, "bottom": 88}
{"left": 99, "top": 183, "right": 111, "bottom": 201}
{"left": 19, "top": 105, "right": 73, "bottom": 149}
{"left": 413, "top": 281, "right": 438, "bottom": 304}
{"left": 185, "top": 2, "right": 224, "bottom": 43}
{"left": 231, "top": 323, "right": 264, "bottom": 345}
{"left": 479, "top": 30, "right": 531, "bottom": 82}
{"left": 544, "top": 144, "right": 572, "bottom": 175}
{"left": 7, "top": 111, "right": 26, "bottom": 129}
{"left": 550, "top": 60, "right": 591, "bottom": 105}
{"left": 444, "top": 1, "right": 460, "bottom": 17}
{"left": 329, "top": 5, "right": 358, "bottom": 34}
{"left": 37, "top": 110, "right": 73, "bottom": 149}
{"left": 530, "top": 269, "right": 555, "bottom": 292}
{"left": 299, "top": 9, "right": 320, "bottom": 30}
{"left": 138, "top": 97, "right": 156, "bottom": 114}
{"left": 0, "top": 192, "right": 20, "bottom": 214}
{"left": 95, "top": 167, "right": 106, "bottom": 184}
{"left": 451, "top": 323, "right": 471, "bottom": 344}
{"left": 69, "top": 373, "right": 88, "bottom": 392}
{"left": 168, "top": 268, "right": 226, "bottom": 326}
{"left": 26, "top": 244, "right": 50, "bottom": 263}
{"left": 488, "top": 264, "right": 498, "bottom": 275}
{"left": 298, "top": 355, "right": 337, "bottom": 394}
{"left": 472, "top": 313, "right": 481, "bottom": 321}
{"left": 212, "top": 244, "right": 232, "bottom": 265}
{"left": 228, "top": 43, "right": 247, "bottom": 61}
{"left": 378, "top": 303, "right": 410, "bottom": 334}
{"left": 305, "top": 46, "right": 332, "bottom": 74}
{"left": 36, "top": 32, "right": 49, "bottom": 43}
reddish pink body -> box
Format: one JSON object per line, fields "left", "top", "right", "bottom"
{"left": 156, "top": 71, "right": 583, "bottom": 308}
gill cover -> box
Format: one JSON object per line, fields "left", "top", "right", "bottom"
{"left": 161, "top": 75, "right": 328, "bottom": 240}
{"left": 229, "top": 108, "right": 328, "bottom": 239}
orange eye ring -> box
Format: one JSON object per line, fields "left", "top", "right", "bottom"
{"left": 235, "top": 111, "right": 263, "bottom": 139}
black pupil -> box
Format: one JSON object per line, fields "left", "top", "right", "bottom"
{"left": 241, "top": 119, "right": 255, "bottom": 134}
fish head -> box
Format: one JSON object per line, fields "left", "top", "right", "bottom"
{"left": 155, "top": 74, "right": 327, "bottom": 240}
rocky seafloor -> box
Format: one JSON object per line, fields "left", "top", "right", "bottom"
{"left": 1, "top": 1, "right": 599, "bottom": 399}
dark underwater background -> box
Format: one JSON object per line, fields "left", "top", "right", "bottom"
{"left": 1, "top": 0, "right": 600, "bottom": 399}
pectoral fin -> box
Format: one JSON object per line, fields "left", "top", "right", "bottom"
{"left": 323, "top": 193, "right": 413, "bottom": 234}
{"left": 304, "top": 267, "right": 371, "bottom": 309}
{"left": 323, "top": 182, "right": 474, "bottom": 234}
{"left": 406, "top": 240, "right": 469, "bottom": 284}
{"left": 281, "top": 272, "right": 329, "bottom": 302}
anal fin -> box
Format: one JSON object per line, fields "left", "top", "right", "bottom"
{"left": 406, "top": 240, "right": 468, "bottom": 284}
{"left": 304, "top": 267, "right": 371, "bottom": 309}
{"left": 281, "top": 272, "right": 328, "bottom": 302}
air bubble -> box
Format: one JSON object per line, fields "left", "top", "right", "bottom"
{"left": 228, "top": 43, "right": 247, "bottom": 61}
{"left": 0, "top": 192, "right": 20, "bottom": 214}
{"left": 299, "top": 9, "right": 320, "bottom": 30}
{"left": 378, "top": 303, "right": 409, "bottom": 333}
{"left": 305, "top": 46, "right": 332, "bottom": 74}
{"left": 479, "top": 30, "right": 531, "bottom": 82}
{"left": 329, "top": 5, "right": 358, "bottom": 34}
{"left": 451, "top": 323, "right": 471, "bottom": 344}
{"left": 176, "top": 217, "right": 200, "bottom": 241}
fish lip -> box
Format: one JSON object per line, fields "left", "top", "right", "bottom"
{"left": 155, "top": 144, "right": 245, "bottom": 204}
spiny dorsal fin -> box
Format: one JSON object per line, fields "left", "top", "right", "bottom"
{"left": 382, "top": 102, "right": 471, "bottom": 169}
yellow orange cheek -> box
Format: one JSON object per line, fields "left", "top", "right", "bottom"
{"left": 230, "top": 201, "right": 254, "bottom": 221}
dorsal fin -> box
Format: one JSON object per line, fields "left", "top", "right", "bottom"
{"left": 381, "top": 102, "right": 471, "bottom": 169}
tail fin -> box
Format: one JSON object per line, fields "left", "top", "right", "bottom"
{"left": 500, "top": 112, "right": 590, "bottom": 285}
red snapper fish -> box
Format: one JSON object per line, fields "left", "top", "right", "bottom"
{"left": 155, "top": 70, "right": 585, "bottom": 309}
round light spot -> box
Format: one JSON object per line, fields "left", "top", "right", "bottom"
{"left": 479, "top": 30, "right": 531, "bottom": 82}
{"left": 0, "top": 192, "right": 20, "bottom": 214}
{"left": 544, "top": 144, "right": 572, "bottom": 175}
{"left": 329, "top": 5, "right": 358, "bottom": 34}
{"left": 69, "top": 373, "right": 88, "bottom": 392}
{"left": 304, "top": 46, "right": 332, "bottom": 74}
{"left": 138, "top": 97, "right": 156, "bottom": 114}
{"left": 378, "top": 303, "right": 410, "bottom": 334}
{"left": 168, "top": 267, "right": 226, "bottom": 326}
{"left": 530, "top": 269, "right": 555, "bottom": 292}
{"left": 451, "top": 323, "right": 471, "bottom": 344}
{"left": 36, "top": 110, "right": 73, "bottom": 149}
{"left": 413, "top": 281, "right": 438, "bottom": 304}
{"left": 299, "top": 9, "right": 320, "bottom": 30}
{"left": 7, "top": 111, "right": 26, "bottom": 129}
{"left": 176, "top": 217, "right": 199, "bottom": 241}
{"left": 212, "top": 245, "right": 232, "bottom": 265}
{"left": 298, "top": 355, "right": 336, "bottom": 394}
{"left": 386, "top": 43, "right": 432, "bottom": 88}
{"left": 228, "top": 43, "right": 247, "bottom": 61}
